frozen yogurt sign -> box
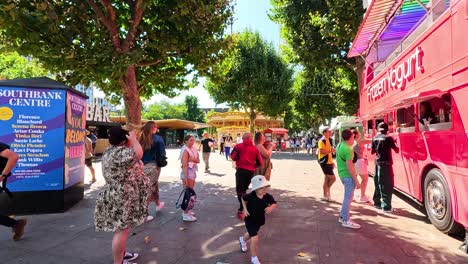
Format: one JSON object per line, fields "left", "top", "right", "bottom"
{"left": 367, "top": 47, "right": 424, "bottom": 102}
{"left": 86, "top": 98, "right": 111, "bottom": 122}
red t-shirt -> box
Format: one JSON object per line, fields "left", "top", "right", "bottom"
{"left": 231, "top": 139, "right": 263, "bottom": 172}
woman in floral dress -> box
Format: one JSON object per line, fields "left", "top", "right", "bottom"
{"left": 94, "top": 126, "right": 148, "bottom": 264}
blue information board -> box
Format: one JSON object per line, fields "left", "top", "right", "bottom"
{"left": 0, "top": 87, "right": 66, "bottom": 191}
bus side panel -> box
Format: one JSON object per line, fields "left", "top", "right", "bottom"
{"left": 452, "top": 88, "right": 468, "bottom": 228}
{"left": 451, "top": 0, "right": 468, "bottom": 92}
{"left": 453, "top": 131, "right": 468, "bottom": 228}
{"left": 393, "top": 132, "right": 426, "bottom": 196}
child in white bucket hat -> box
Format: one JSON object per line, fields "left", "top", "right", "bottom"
{"left": 238, "top": 175, "right": 277, "bottom": 264}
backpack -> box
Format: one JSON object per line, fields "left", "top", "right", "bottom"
{"left": 152, "top": 136, "right": 168, "bottom": 167}
{"left": 317, "top": 137, "right": 333, "bottom": 164}
{"left": 176, "top": 187, "right": 197, "bottom": 211}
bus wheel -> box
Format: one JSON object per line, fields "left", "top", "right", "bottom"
{"left": 424, "top": 169, "right": 462, "bottom": 234}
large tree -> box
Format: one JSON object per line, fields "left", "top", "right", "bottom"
{"left": 206, "top": 30, "right": 293, "bottom": 133}
{"left": 183, "top": 95, "right": 204, "bottom": 122}
{"left": 270, "top": 0, "right": 365, "bottom": 114}
{"left": 0, "top": 0, "right": 233, "bottom": 125}
{"left": 0, "top": 52, "right": 48, "bottom": 79}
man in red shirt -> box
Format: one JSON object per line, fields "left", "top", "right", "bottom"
{"left": 231, "top": 133, "right": 263, "bottom": 219}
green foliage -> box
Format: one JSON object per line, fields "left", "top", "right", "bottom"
{"left": 0, "top": 52, "right": 48, "bottom": 79}
{"left": 142, "top": 100, "right": 185, "bottom": 120}
{"left": 183, "top": 95, "right": 204, "bottom": 122}
{"left": 285, "top": 68, "right": 358, "bottom": 132}
{"left": 206, "top": 30, "right": 293, "bottom": 132}
{"left": 270, "top": 0, "right": 364, "bottom": 130}
{"left": 270, "top": 0, "right": 363, "bottom": 71}
{"left": 0, "top": 0, "right": 234, "bottom": 124}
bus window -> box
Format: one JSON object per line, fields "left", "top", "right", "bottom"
{"left": 375, "top": 118, "right": 384, "bottom": 128}
{"left": 387, "top": 113, "right": 394, "bottom": 133}
{"left": 367, "top": 120, "right": 373, "bottom": 135}
{"left": 441, "top": 93, "right": 452, "bottom": 123}
{"left": 419, "top": 94, "right": 452, "bottom": 131}
{"left": 396, "top": 105, "right": 415, "bottom": 132}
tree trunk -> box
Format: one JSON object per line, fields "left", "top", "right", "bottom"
{"left": 121, "top": 65, "right": 142, "bottom": 127}
{"left": 354, "top": 56, "right": 366, "bottom": 91}
{"left": 249, "top": 109, "right": 256, "bottom": 134}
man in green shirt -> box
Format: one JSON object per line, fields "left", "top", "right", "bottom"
{"left": 336, "top": 129, "right": 361, "bottom": 229}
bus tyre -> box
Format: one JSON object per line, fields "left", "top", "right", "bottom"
{"left": 424, "top": 169, "right": 462, "bottom": 234}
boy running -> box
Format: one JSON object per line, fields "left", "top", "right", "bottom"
{"left": 238, "top": 175, "right": 277, "bottom": 264}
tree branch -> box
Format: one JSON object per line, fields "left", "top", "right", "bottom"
{"left": 122, "top": 0, "right": 145, "bottom": 52}
{"left": 86, "top": 0, "right": 122, "bottom": 51}
{"left": 137, "top": 59, "right": 162, "bottom": 67}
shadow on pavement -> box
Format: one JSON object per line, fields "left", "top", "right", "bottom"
{"left": 2, "top": 179, "right": 466, "bottom": 264}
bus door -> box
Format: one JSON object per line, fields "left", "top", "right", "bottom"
{"left": 394, "top": 105, "right": 421, "bottom": 195}
{"left": 363, "top": 119, "right": 376, "bottom": 174}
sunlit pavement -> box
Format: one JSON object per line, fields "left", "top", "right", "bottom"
{"left": 1, "top": 148, "right": 467, "bottom": 263}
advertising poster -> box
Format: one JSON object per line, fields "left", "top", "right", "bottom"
{"left": 0, "top": 87, "right": 65, "bottom": 191}
{"left": 64, "top": 91, "right": 86, "bottom": 188}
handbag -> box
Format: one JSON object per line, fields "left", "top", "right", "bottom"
{"left": 176, "top": 187, "right": 197, "bottom": 211}
{"left": 156, "top": 154, "right": 167, "bottom": 167}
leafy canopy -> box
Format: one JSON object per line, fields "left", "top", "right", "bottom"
{"left": 0, "top": 52, "right": 48, "bottom": 79}
{"left": 0, "top": 0, "right": 233, "bottom": 123}
{"left": 270, "top": 0, "right": 364, "bottom": 72}
{"left": 206, "top": 30, "right": 293, "bottom": 132}
{"left": 270, "top": 0, "right": 364, "bottom": 130}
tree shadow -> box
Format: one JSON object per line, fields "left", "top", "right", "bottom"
{"left": 124, "top": 180, "right": 468, "bottom": 264}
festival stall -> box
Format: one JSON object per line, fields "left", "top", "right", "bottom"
{"left": 264, "top": 128, "right": 288, "bottom": 151}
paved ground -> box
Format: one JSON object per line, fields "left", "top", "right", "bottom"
{"left": 1, "top": 148, "right": 467, "bottom": 264}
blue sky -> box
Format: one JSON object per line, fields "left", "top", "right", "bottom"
{"left": 141, "top": 0, "right": 281, "bottom": 109}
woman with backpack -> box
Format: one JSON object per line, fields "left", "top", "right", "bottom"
{"left": 179, "top": 134, "right": 200, "bottom": 221}
{"left": 139, "top": 121, "right": 166, "bottom": 221}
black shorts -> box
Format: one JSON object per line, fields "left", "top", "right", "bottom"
{"left": 85, "top": 158, "right": 93, "bottom": 167}
{"left": 320, "top": 163, "right": 334, "bottom": 176}
{"left": 245, "top": 220, "right": 262, "bottom": 237}
{"left": 235, "top": 169, "right": 254, "bottom": 194}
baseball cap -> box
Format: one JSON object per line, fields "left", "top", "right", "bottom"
{"left": 322, "top": 126, "right": 331, "bottom": 133}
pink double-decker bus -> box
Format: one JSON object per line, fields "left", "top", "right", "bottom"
{"left": 348, "top": 0, "right": 468, "bottom": 243}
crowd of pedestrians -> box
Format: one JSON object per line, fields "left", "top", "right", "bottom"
{"left": 0, "top": 120, "right": 401, "bottom": 264}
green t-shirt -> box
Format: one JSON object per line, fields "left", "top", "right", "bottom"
{"left": 336, "top": 142, "right": 353, "bottom": 179}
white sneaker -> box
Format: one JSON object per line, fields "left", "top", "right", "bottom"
{"left": 338, "top": 217, "right": 344, "bottom": 224}
{"left": 357, "top": 196, "right": 371, "bottom": 203}
{"left": 182, "top": 213, "right": 197, "bottom": 222}
{"left": 123, "top": 252, "right": 139, "bottom": 261}
{"left": 251, "top": 256, "right": 261, "bottom": 264}
{"left": 122, "top": 260, "right": 137, "bottom": 264}
{"left": 145, "top": 215, "right": 154, "bottom": 222}
{"left": 239, "top": 236, "right": 248, "bottom": 252}
{"left": 156, "top": 202, "right": 165, "bottom": 211}
{"left": 341, "top": 220, "right": 361, "bottom": 229}
{"left": 382, "top": 209, "right": 395, "bottom": 214}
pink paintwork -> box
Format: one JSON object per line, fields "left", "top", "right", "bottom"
{"left": 354, "top": 0, "right": 468, "bottom": 230}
